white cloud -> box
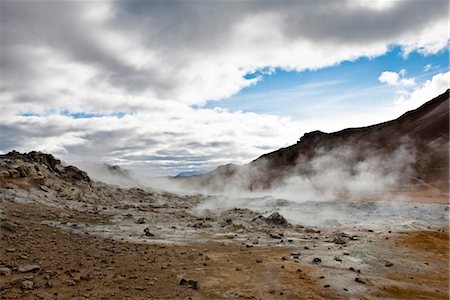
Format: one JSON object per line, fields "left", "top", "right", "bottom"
{"left": 394, "top": 72, "right": 450, "bottom": 111}
{"left": 0, "top": 1, "right": 448, "bottom": 174}
{"left": 378, "top": 69, "right": 416, "bottom": 87}
{"left": 379, "top": 71, "right": 400, "bottom": 85}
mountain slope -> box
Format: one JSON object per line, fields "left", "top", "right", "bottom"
{"left": 180, "top": 90, "right": 449, "bottom": 193}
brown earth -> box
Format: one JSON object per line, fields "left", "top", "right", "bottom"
{"left": 0, "top": 203, "right": 328, "bottom": 300}
{"left": 1, "top": 203, "right": 448, "bottom": 300}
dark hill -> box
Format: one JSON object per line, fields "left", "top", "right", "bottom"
{"left": 180, "top": 90, "right": 449, "bottom": 193}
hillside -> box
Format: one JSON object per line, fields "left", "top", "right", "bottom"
{"left": 180, "top": 90, "right": 449, "bottom": 193}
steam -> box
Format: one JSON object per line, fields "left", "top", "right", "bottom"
{"left": 188, "top": 141, "right": 422, "bottom": 228}
{"left": 73, "top": 162, "right": 145, "bottom": 188}
{"left": 70, "top": 143, "right": 448, "bottom": 230}
{"left": 271, "top": 142, "right": 416, "bottom": 202}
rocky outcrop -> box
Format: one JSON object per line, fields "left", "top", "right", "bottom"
{"left": 0, "top": 151, "right": 91, "bottom": 194}
{"left": 0, "top": 151, "right": 90, "bottom": 182}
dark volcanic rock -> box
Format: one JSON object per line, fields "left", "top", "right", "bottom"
{"left": 179, "top": 278, "right": 198, "bottom": 290}
{"left": 265, "top": 212, "right": 290, "bottom": 227}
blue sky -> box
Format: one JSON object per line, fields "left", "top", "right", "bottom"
{"left": 204, "top": 46, "right": 449, "bottom": 124}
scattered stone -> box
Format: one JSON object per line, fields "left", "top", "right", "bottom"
{"left": 269, "top": 233, "right": 282, "bottom": 239}
{"left": 144, "top": 227, "right": 154, "bottom": 237}
{"left": 66, "top": 280, "right": 76, "bottom": 286}
{"left": 136, "top": 217, "right": 146, "bottom": 224}
{"left": 0, "top": 222, "right": 17, "bottom": 233}
{"left": 0, "top": 267, "right": 11, "bottom": 276}
{"left": 265, "top": 212, "right": 290, "bottom": 227}
{"left": 179, "top": 278, "right": 198, "bottom": 290}
{"left": 312, "top": 258, "right": 321, "bottom": 264}
{"left": 332, "top": 236, "right": 347, "bottom": 245}
{"left": 80, "top": 274, "right": 91, "bottom": 281}
{"left": 385, "top": 261, "right": 394, "bottom": 267}
{"left": 354, "top": 277, "right": 366, "bottom": 284}
{"left": 334, "top": 256, "right": 342, "bottom": 262}
{"left": 18, "top": 264, "right": 41, "bottom": 273}
{"left": 21, "top": 280, "right": 34, "bottom": 290}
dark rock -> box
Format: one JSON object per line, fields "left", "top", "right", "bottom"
{"left": 0, "top": 222, "right": 17, "bottom": 232}
{"left": 354, "top": 277, "right": 366, "bottom": 284}
{"left": 312, "top": 258, "right": 321, "bottom": 264}
{"left": 136, "top": 217, "right": 146, "bottom": 224}
{"left": 269, "top": 233, "right": 282, "bottom": 239}
{"left": 143, "top": 227, "right": 154, "bottom": 237}
{"left": 179, "top": 278, "right": 198, "bottom": 290}
{"left": 265, "top": 212, "right": 290, "bottom": 226}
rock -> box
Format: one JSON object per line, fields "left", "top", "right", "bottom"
{"left": 354, "top": 277, "right": 366, "bottom": 284}
{"left": 8, "top": 169, "right": 20, "bottom": 179}
{"left": 334, "top": 256, "right": 342, "bottom": 262}
{"left": 312, "top": 258, "right": 321, "bottom": 264}
{"left": 66, "top": 280, "right": 76, "bottom": 286}
{"left": 136, "top": 217, "right": 146, "bottom": 224}
{"left": 0, "top": 221, "right": 17, "bottom": 233}
{"left": 179, "top": 278, "right": 198, "bottom": 290}
{"left": 0, "top": 267, "right": 11, "bottom": 276}
{"left": 332, "top": 236, "right": 347, "bottom": 245}
{"left": 265, "top": 212, "right": 290, "bottom": 226}
{"left": 18, "top": 264, "right": 41, "bottom": 273}
{"left": 143, "top": 227, "right": 154, "bottom": 237}
{"left": 385, "top": 261, "right": 394, "bottom": 267}
{"left": 269, "top": 233, "right": 282, "bottom": 239}
{"left": 21, "top": 280, "right": 34, "bottom": 290}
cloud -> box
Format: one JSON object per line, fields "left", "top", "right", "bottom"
{"left": 378, "top": 69, "right": 416, "bottom": 87}
{"left": 0, "top": 1, "right": 448, "bottom": 174}
{"left": 379, "top": 71, "right": 400, "bottom": 85}
{"left": 0, "top": 108, "right": 303, "bottom": 175}
{"left": 1, "top": 1, "right": 448, "bottom": 112}
{"left": 394, "top": 71, "right": 450, "bottom": 111}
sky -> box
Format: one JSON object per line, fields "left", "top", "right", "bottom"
{"left": 1, "top": 0, "right": 449, "bottom": 176}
